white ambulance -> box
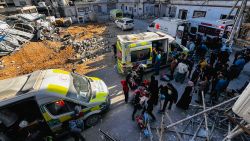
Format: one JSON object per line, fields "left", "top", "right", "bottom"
{"left": 189, "top": 18, "right": 234, "bottom": 39}
{"left": 147, "top": 17, "right": 189, "bottom": 45}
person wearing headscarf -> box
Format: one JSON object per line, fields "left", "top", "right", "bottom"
{"left": 148, "top": 75, "right": 159, "bottom": 105}
{"left": 159, "top": 83, "right": 178, "bottom": 113}
{"left": 176, "top": 81, "right": 194, "bottom": 110}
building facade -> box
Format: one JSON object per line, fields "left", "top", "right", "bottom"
{"left": 162, "top": 0, "right": 250, "bottom": 21}
{"left": 116, "top": 0, "right": 159, "bottom": 17}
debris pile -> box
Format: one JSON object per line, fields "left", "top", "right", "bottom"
{"left": 0, "top": 24, "right": 112, "bottom": 80}
{"left": 0, "top": 21, "right": 34, "bottom": 56}
{"left": 151, "top": 87, "right": 250, "bottom": 141}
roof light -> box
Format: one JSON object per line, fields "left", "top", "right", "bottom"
{"left": 55, "top": 100, "right": 65, "bottom": 107}
{"left": 218, "top": 25, "right": 225, "bottom": 29}
{"left": 155, "top": 23, "right": 160, "bottom": 30}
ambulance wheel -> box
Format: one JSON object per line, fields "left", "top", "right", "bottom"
{"left": 85, "top": 114, "right": 100, "bottom": 127}
{"left": 0, "top": 133, "right": 10, "bottom": 141}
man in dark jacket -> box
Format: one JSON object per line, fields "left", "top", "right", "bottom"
{"left": 144, "top": 97, "right": 156, "bottom": 121}
{"left": 148, "top": 75, "right": 159, "bottom": 105}
{"left": 132, "top": 91, "right": 142, "bottom": 121}
{"left": 159, "top": 83, "right": 178, "bottom": 113}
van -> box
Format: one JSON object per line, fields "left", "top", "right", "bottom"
{"left": 147, "top": 17, "right": 189, "bottom": 45}
{"left": 110, "top": 9, "right": 123, "bottom": 21}
{"left": 116, "top": 32, "right": 189, "bottom": 74}
{"left": 0, "top": 69, "right": 110, "bottom": 140}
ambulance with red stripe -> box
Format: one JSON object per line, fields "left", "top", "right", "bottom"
{"left": 0, "top": 69, "right": 110, "bottom": 140}
{"left": 189, "top": 18, "right": 234, "bottom": 39}
{"left": 147, "top": 17, "right": 189, "bottom": 45}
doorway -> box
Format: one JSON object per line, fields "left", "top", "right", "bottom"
{"left": 178, "top": 9, "right": 187, "bottom": 20}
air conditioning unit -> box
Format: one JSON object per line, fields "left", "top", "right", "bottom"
{"left": 232, "top": 83, "right": 250, "bottom": 123}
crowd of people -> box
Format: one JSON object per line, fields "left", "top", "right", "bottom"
{"left": 121, "top": 34, "right": 250, "bottom": 123}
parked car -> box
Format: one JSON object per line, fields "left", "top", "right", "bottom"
{"left": 115, "top": 18, "right": 134, "bottom": 31}
{"left": 0, "top": 69, "right": 110, "bottom": 140}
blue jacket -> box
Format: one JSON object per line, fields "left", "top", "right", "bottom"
{"left": 235, "top": 58, "right": 246, "bottom": 70}
{"left": 215, "top": 79, "right": 228, "bottom": 92}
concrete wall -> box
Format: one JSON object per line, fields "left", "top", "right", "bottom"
{"left": 143, "top": 3, "right": 155, "bottom": 15}
{"left": 117, "top": 2, "right": 143, "bottom": 16}
{"left": 170, "top": 0, "right": 250, "bottom": 7}
{"left": 173, "top": 5, "right": 238, "bottom": 20}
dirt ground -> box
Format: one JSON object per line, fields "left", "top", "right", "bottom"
{"left": 61, "top": 24, "right": 107, "bottom": 41}
{"left": 0, "top": 24, "right": 108, "bottom": 80}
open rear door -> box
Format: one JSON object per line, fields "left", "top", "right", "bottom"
{"left": 176, "top": 26, "right": 184, "bottom": 45}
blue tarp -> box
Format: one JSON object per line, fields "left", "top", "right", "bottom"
{"left": 0, "top": 35, "right": 5, "bottom": 42}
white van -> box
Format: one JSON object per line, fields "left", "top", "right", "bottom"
{"left": 147, "top": 17, "right": 189, "bottom": 45}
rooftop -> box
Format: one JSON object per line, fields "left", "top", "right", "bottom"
{"left": 117, "top": 32, "right": 174, "bottom": 43}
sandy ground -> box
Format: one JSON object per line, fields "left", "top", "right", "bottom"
{"left": 0, "top": 24, "right": 107, "bottom": 80}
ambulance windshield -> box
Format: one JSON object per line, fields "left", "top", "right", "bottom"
{"left": 69, "top": 73, "right": 91, "bottom": 102}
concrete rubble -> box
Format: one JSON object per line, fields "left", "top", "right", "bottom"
{"left": 0, "top": 20, "right": 34, "bottom": 56}
{"left": 0, "top": 15, "right": 112, "bottom": 80}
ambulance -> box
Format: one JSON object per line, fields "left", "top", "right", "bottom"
{"left": 147, "top": 17, "right": 189, "bottom": 45}
{"left": 116, "top": 31, "right": 189, "bottom": 74}
{"left": 189, "top": 18, "right": 234, "bottom": 39}
{"left": 0, "top": 69, "right": 110, "bottom": 140}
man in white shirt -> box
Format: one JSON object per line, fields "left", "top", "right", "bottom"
{"left": 175, "top": 61, "right": 188, "bottom": 83}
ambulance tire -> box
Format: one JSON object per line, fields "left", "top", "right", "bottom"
{"left": 85, "top": 114, "right": 100, "bottom": 127}
{"left": 0, "top": 133, "right": 10, "bottom": 141}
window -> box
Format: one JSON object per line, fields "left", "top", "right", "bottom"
{"left": 20, "top": 1, "right": 26, "bottom": 6}
{"left": 131, "top": 48, "right": 151, "bottom": 62}
{"left": 78, "top": 7, "right": 89, "bottom": 12}
{"left": 198, "top": 25, "right": 221, "bottom": 36}
{"left": 178, "top": 9, "right": 187, "bottom": 20}
{"left": 149, "top": 22, "right": 155, "bottom": 27}
{"left": 220, "top": 14, "right": 234, "bottom": 19}
{"left": 193, "top": 11, "right": 206, "bottom": 18}
{"left": 125, "top": 6, "right": 127, "bottom": 10}
{"left": 134, "top": 9, "right": 136, "bottom": 12}
{"left": 129, "top": 7, "right": 133, "bottom": 12}
{"left": 126, "top": 20, "right": 134, "bottom": 23}
{"left": 45, "top": 100, "right": 78, "bottom": 116}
